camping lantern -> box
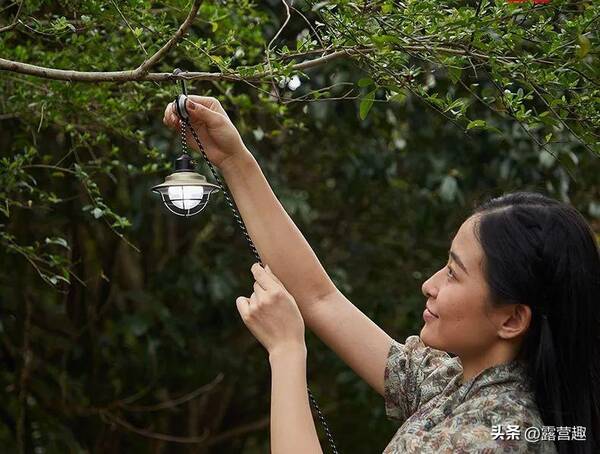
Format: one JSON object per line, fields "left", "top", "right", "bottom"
{"left": 151, "top": 70, "right": 219, "bottom": 217}
{"left": 151, "top": 153, "right": 219, "bottom": 217}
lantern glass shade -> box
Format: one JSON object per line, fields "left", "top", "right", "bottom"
{"left": 152, "top": 171, "right": 219, "bottom": 217}
{"left": 167, "top": 185, "right": 204, "bottom": 210}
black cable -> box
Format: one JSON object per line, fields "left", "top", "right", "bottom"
{"left": 180, "top": 108, "right": 339, "bottom": 454}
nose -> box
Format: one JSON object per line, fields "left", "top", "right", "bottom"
{"left": 421, "top": 268, "right": 442, "bottom": 299}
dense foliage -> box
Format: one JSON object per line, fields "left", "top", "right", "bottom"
{"left": 1, "top": 0, "right": 598, "bottom": 452}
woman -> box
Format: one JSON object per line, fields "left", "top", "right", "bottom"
{"left": 163, "top": 96, "right": 599, "bottom": 453}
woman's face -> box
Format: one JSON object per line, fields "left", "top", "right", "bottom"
{"left": 420, "top": 215, "right": 500, "bottom": 358}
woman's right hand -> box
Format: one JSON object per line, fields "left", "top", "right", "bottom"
{"left": 162, "top": 95, "right": 248, "bottom": 170}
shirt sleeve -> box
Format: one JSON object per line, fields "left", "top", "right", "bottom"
{"left": 383, "top": 335, "right": 459, "bottom": 423}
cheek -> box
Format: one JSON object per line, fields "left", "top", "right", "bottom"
{"left": 437, "top": 284, "right": 467, "bottom": 320}
{"left": 422, "top": 284, "right": 493, "bottom": 352}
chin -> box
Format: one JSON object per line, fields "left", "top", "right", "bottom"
{"left": 420, "top": 324, "right": 445, "bottom": 350}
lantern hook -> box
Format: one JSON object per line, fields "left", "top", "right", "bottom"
{"left": 173, "top": 68, "right": 190, "bottom": 121}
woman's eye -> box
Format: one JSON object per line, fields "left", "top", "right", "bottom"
{"left": 446, "top": 266, "right": 455, "bottom": 280}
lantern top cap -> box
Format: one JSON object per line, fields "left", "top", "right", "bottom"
{"left": 175, "top": 153, "right": 194, "bottom": 171}
{"left": 151, "top": 171, "right": 220, "bottom": 193}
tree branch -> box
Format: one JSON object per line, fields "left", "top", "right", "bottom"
{"left": 136, "top": 0, "right": 203, "bottom": 74}
{"left": 0, "top": 0, "right": 204, "bottom": 82}
{"left": 117, "top": 373, "right": 225, "bottom": 412}
{"left": 0, "top": 35, "right": 559, "bottom": 85}
{"left": 102, "top": 411, "right": 211, "bottom": 444}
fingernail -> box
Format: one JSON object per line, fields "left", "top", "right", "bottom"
{"left": 187, "top": 100, "right": 196, "bottom": 111}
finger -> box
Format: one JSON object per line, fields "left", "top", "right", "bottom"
{"left": 186, "top": 95, "right": 227, "bottom": 115}
{"left": 251, "top": 263, "right": 277, "bottom": 292}
{"left": 185, "top": 100, "right": 226, "bottom": 129}
{"left": 164, "top": 103, "right": 178, "bottom": 129}
{"left": 235, "top": 296, "right": 250, "bottom": 319}
{"left": 170, "top": 111, "right": 179, "bottom": 128}
{"left": 253, "top": 280, "right": 267, "bottom": 295}
{"left": 165, "top": 101, "right": 174, "bottom": 118}
{"left": 163, "top": 103, "right": 173, "bottom": 126}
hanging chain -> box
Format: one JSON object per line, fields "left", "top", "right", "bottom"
{"left": 179, "top": 112, "right": 339, "bottom": 454}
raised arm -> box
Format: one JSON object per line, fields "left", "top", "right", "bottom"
{"left": 163, "top": 96, "right": 394, "bottom": 395}
{"left": 220, "top": 153, "right": 393, "bottom": 395}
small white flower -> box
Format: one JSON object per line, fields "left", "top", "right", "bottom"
{"left": 253, "top": 127, "right": 265, "bottom": 141}
{"left": 394, "top": 138, "right": 406, "bottom": 150}
{"left": 278, "top": 76, "right": 290, "bottom": 88}
{"left": 425, "top": 73, "right": 436, "bottom": 89}
{"left": 288, "top": 75, "right": 301, "bottom": 91}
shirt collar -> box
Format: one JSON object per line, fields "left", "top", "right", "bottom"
{"left": 452, "top": 359, "right": 532, "bottom": 399}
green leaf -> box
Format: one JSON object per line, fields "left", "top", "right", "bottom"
{"left": 447, "top": 67, "right": 462, "bottom": 84}
{"left": 467, "top": 119, "right": 486, "bottom": 130}
{"left": 48, "top": 275, "right": 70, "bottom": 286}
{"left": 576, "top": 35, "right": 591, "bottom": 59}
{"left": 45, "top": 237, "right": 70, "bottom": 249}
{"left": 357, "top": 77, "right": 373, "bottom": 88}
{"left": 388, "top": 92, "right": 406, "bottom": 104}
{"left": 359, "top": 90, "right": 376, "bottom": 120}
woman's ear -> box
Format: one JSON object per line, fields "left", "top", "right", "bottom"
{"left": 497, "top": 304, "right": 531, "bottom": 340}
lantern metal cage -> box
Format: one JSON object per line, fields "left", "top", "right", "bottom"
{"left": 151, "top": 153, "right": 219, "bottom": 217}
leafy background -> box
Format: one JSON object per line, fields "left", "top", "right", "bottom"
{"left": 0, "top": 0, "right": 598, "bottom": 452}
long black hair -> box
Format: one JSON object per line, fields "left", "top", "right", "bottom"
{"left": 472, "top": 191, "right": 599, "bottom": 454}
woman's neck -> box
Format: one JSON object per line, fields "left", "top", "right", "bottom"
{"left": 459, "top": 343, "right": 519, "bottom": 383}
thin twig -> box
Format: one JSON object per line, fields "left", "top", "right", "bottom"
{"left": 118, "top": 373, "right": 225, "bottom": 412}
{"left": 110, "top": 0, "right": 148, "bottom": 56}
{"left": 289, "top": 2, "right": 326, "bottom": 54}
{"left": 22, "top": 164, "right": 77, "bottom": 174}
{"left": 0, "top": 0, "right": 23, "bottom": 33}
{"left": 16, "top": 294, "right": 33, "bottom": 454}
{"left": 265, "top": 0, "right": 292, "bottom": 102}
{"left": 135, "top": 0, "right": 203, "bottom": 74}
{"left": 102, "top": 411, "right": 210, "bottom": 444}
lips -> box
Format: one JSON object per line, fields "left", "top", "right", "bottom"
{"left": 426, "top": 305, "right": 439, "bottom": 318}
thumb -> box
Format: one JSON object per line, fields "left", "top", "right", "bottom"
{"left": 235, "top": 296, "right": 250, "bottom": 319}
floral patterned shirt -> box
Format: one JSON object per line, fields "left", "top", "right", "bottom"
{"left": 383, "top": 335, "right": 557, "bottom": 453}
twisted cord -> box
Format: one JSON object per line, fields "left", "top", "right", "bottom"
{"left": 182, "top": 117, "right": 339, "bottom": 454}
{"left": 183, "top": 120, "right": 261, "bottom": 261}
{"left": 180, "top": 121, "right": 189, "bottom": 155}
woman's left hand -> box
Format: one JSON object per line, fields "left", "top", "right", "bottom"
{"left": 235, "top": 263, "right": 306, "bottom": 356}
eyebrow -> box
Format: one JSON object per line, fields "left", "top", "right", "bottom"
{"left": 448, "top": 249, "right": 469, "bottom": 275}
